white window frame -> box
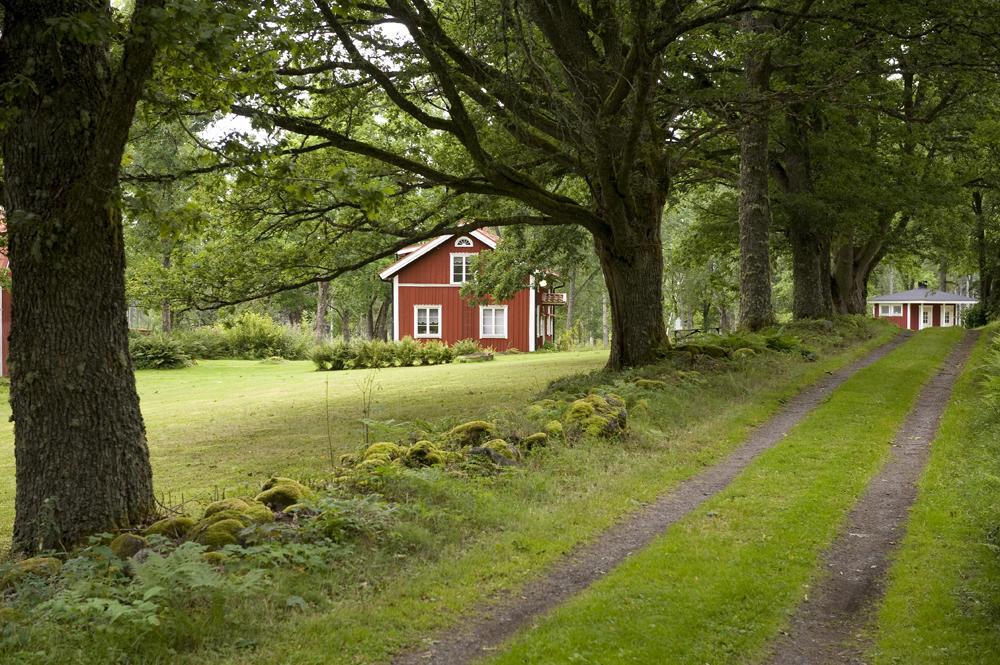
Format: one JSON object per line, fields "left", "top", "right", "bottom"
{"left": 414, "top": 305, "right": 442, "bottom": 339}
{"left": 922, "top": 307, "right": 930, "bottom": 326}
{"left": 879, "top": 304, "right": 902, "bottom": 316}
{"left": 479, "top": 305, "right": 508, "bottom": 339}
{"left": 450, "top": 253, "right": 474, "bottom": 285}
{"left": 454, "top": 236, "right": 474, "bottom": 247}
{"left": 943, "top": 307, "right": 951, "bottom": 325}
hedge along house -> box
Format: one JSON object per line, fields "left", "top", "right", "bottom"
{"left": 869, "top": 286, "right": 978, "bottom": 331}
{"left": 378, "top": 229, "right": 565, "bottom": 351}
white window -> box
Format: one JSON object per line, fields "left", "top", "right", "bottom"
{"left": 451, "top": 253, "right": 473, "bottom": 284}
{"left": 879, "top": 304, "right": 902, "bottom": 316}
{"left": 922, "top": 309, "right": 930, "bottom": 325}
{"left": 944, "top": 308, "right": 951, "bottom": 324}
{"left": 414, "top": 305, "right": 441, "bottom": 338}
{"left": 480, "top": 305, "right": 507, "bottom": 338}
{"left": 454, "top": 236, "right": 473, "bottom": 247}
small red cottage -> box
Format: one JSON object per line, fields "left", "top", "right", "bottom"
{"left": 870, "top": 287, "right": 977, "bottom": 331}
{"left": 378, "top": 229, "right": 564, "bottom": 351}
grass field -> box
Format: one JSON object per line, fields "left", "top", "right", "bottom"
{"left": 0, "top": 351, "right": 608, "bottom": 542}
{"left": 486, "top": 328, "right": 963, "bottom": 665}
{"left": 873, "top": 329, "right": 1000, "bottom": 663}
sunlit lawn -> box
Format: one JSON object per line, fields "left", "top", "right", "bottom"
{"left": 0, "top": 350, "right": 607, "bottom": 543}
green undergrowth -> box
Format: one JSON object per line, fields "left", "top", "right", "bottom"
{"left": 0, "top": 317, "right": 894, "bottom": 664}
{"left": 485, "top": 327, "right": 962, "bottom": 665}
{"left": 873, "top": 327, "right": 1000, "bottom": 664}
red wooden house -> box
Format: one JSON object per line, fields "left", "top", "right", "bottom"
{"left": 870, "top": 286, "right": 977, "bottom": 331}
{"left": 378, "top": 229, "right": 564, "bottom": 351}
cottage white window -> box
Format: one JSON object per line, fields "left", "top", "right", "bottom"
{"left": 944, "top": 308, "right": 951, "bottom": 324}
{"left": 879, "top": 304, "right": 902, "bottom": 316}
{"left": 922, "top": 309, "right": 930, "bottom": 325}
{"left": 454, "top": 236, "right": 474, "bottom": 247}
{"left": 480, "top": 305, "right": 507, "bottom": 338}
{"left": 414, "top": 306, "right": 441, "bottom": 338}
{"left": 451, "top": 254, "right": 473, "bottom": 284}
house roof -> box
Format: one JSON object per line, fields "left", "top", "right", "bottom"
{"left": 378, "top": 228, "right": 499, "bottom": 280}
{"left": 869, "top": 288, "right": 978, "bottom": 304}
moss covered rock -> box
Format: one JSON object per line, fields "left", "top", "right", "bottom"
{"left": 732, "top": 347, "right": 757, "bottom": 359}
{"left": 520, "top": 432, "right": 548, "bottom": 450}
{"left": 1, "top": 556, "right": 62, "bottom": 588}
{"left": 482, "top": 438, "right": 517, "bottom": 461}
{"left": 144, "top": 515, "right": 196, "bottom": 539}
{"left": 110, "top": 533, "right": 147, "bottom": 559}
{"left": 196, "top": 518, "right": 245, "bottom": 548}
{"left": 404, "top": 440, "right": 449, "bottom": 467}
{"left": 204, "top": 498, "right": 252, "bottom": 517}
{"left": 634, "top": 378, "right": 667, "bottom": 389}
{"left": 445, "top": 420, "right": 496, "bottom": 447}
{"left": 563, "top": 393, "right": 627, "bottom": 438}
{"left": 362, "top": 442, "right": 407, "bottom": 461}
{"left": 544, "top": 420, "right": 564, "bottom": 439}
{"left": 201, "top": 551, "right": 228, "bottom": 565}
{"left": 255, "top": 477, "right": 312, "bottom": 510}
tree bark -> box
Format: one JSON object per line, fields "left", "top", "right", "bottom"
{"left": 594, "top": 221, "right": 667, "bottom": 369}
{"left": 374, "top": 298, "right": 389, "bottom": 341}
{"left": 338, "top": 308, "right": 352, "bottom": 342}
{"left": 565, "top": 269, "right": 576, "bottom": 331}
{"left": 601, "top": 292, "right": 609, "bottom": 347}
{"left": 1, "top": 1, "right": 163, "bottom": 553}
{"left": 315, "top": 280, "right": 331, "bottom": 343}
{"left": 737, "top": 13, "right": 775, "bottom": 331}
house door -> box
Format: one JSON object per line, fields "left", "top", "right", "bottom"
{"left": 919, "top": 305, "right": 931, "bottom": 330}
{"left": 461, "top": 303, "right": 476, "bottom": 341}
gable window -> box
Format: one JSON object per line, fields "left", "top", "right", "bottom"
{"left": 454, "top": 236, "right": 474, "bottom": 248}
{"left": 480, "top": 305, "right": 507, "bottom": 338}
{"left": 451, "top": 253, "right": 473, "bottom": 284}
{"left": 879, "top": 304, "right": 902, "bottom": 316}
{"left": 414, "top": 305, "right": 441, "bottom": 338}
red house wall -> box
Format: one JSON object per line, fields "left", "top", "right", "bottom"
{"left": 394, "top": 235, "right": 533, "bottom": 351}
{"left": 873, "top": 303, "right": 907, "bottom": 329}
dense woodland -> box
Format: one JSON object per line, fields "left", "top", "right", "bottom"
{"left": 1, "top": 0, "right": 1000, "bottom": 557}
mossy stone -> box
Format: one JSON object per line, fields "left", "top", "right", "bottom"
{"left": 445, "top": 420, "right": 496, "bottom": 446}
{"left": 404, "top": 440, "right": 448, "bottom": 467}
{"left": 544, "top": 420, "right": 564, "bottom": 438}
{"left": 144, "top": 515, "right": 196, "bottom": 539}
{"left": 196, "top": 518, "right": 244, "bottom": 548}
{"left": 202, "top": 551, "right": 228, "bottom": 565}
{"left": 634, "top": 378, "right": 667, "bottom": 389}
{"left": 0, "top": 556, "right": 62, "bottom": 589}
{"left": 204, "top": 498, "right": 253, "bottom": 517}
{"left": 563, "top": 393, "right": 627, "bottom": 438}
{"left": 110, "top": 533, "right": 147, "bottom": 559}
{"left": 256, "top": 478, "right": 312, "bottom": 510}
{"left": 362, "top": 442, "right": 406, "bottom": 461}
{"left": 733, "top": 347, "right": 756, "bottom": 359}
{"left": 521, "top": 432, "right": 548, "bottom": 450}
{"left": 483, "top": 438, "right": 517, "bottom": 460}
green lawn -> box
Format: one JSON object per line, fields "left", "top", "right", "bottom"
{"left": 0, "top": 351, "right": 608, "bottom": 542}
{"left": 873, "top": 329, "right": 1000, "bottom": 663}
{"left": 485, "top": 328, "right": 963, "bottom": 665}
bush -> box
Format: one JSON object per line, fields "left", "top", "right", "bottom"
{"left": 311, "top": 340, "right": 354, "bottom": 371}
{"left": 420, "top": 340, "right": 455, "bottom": 365}
{"left": 964, "top": 302, "right": 990, "bottom": 328}
{"left": 395, "top": 337, "right": 423, "bottom": 366}
{"left": 172, "top": 327, "right": 228, "bottom": 359}
{"left": 129, "top": 334, "right": 191, "bottom": 370}
{"left": 219, "top": 312, "right": 311, "bottom": 359}
{"left": 452, "top": 338, "right": 480, "bottom": 356}
{"left": 353, "top": 339, "right": 395, "bottom": 369}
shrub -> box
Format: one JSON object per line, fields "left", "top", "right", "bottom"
{"left": 421, "top": 340, "right": 455, "bottom": 365}
{"left": 172, "top": 327, "right": 228, "bottom": 359}
{"left": 353, "top": 339, "right": 395, "bottom": 369}
{"left": 452, "top": 338, "right": 480, "bottom": 356}
{"left": 311, "top": 340, "right": 355, "bottom": 371}
{"left": 394, "top": 336, "right": 423, "bottom": 366}
{"left": 220, "top": 311, "right": 311, "bottom": 359}
{"left": 129, "top": 334, "right": 191, "bottom": 370}
{"left": 964, "top": 302, "right": 990, "bottom": 328}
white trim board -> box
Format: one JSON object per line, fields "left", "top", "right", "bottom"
{"left": 392, "top": 276, "right": 400, "bottom": 341}
{"left": 528, "top": 277, "right": 536, "bottom": 352}
{"left": 379, "top": 229, "right": 498, "bottom": 280}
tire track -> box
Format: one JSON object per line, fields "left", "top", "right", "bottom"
{"left": 766, "top": 331, "right": 978, "bottom": 665}
{"left": 393, "top": 334, "right": 912, "bottom": 665}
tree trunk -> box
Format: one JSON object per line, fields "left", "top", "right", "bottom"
{"left": 788, "top": 223, "right": 832, "bottom": 319}
{"left": 1, "top": 1, "right": 163, "bottom": 553}
{"left": 594, "top": 226, "right": 667, "bottom": 369}
{"left": 338, "top": 309, "right": 352, "bottom": 342}
{"left": 374, "top": 298, "right": 389, "bottom": 341}
{"left": 974, "top": 190, "right": 989, "bottom": 302}
{"left": 737, "top": 12, "right": 775, "bottom": 331}
{"left": 565, "top": 269, "right": 576, "bottom": 331}
{"left": 601, "top": 292, "right": 609, "bottom": 347}
{"left": 160, "top": 247, "right": 172, "bottom": 333}
{"left": 315, "top": 280, "right": 331, "bottom": 343}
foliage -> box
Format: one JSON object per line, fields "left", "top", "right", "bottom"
{"left": 311, "top": 337, "right": 475, "bottom": 371}
{"left": 965, "top": 303, "right": 991, "bottom": 329}
{"left": 128, "top": 334, "right": 191, "bottom": 370}
{"left": 219, "top": 311, "right": 312, "bottom": 360}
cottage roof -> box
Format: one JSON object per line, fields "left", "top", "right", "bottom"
{"left": 378, "top": 228, "right": 498, "bottom": 280}
{"left": 869, "top": 288, "right": 978, "bottom": 304}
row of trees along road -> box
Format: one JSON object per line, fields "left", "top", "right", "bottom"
{"left": 1, "top": 0, "right": 999, "bottom": 553}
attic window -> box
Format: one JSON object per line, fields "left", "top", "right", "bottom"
{"left": 455, "top": 236, "right": 473, "bottom": 247}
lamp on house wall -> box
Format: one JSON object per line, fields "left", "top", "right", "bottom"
{"left": 539, "top": 279, "right": 547, "bottom": 288}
